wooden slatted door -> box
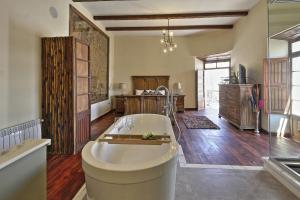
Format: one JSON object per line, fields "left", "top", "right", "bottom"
{"left": 263, "top": 58, "right": 290, "bottom": 114}
{"left": 42, "top": 37, "right": 75, "bottom": 154}
{"left": 75, "top": 39, "right": 90, "bottom": 153}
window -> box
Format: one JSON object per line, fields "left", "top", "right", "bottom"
{"left": 205, "top": 63, "right": 216, "bottom": 69}
{"left": 217, "top": 61, "right": 230, "bottom": 68}
{"left": 292, "top": 40, "right": 300, "bottom": 53}
{"left": 204, "top": 60, "right": 231, "bottom": 70}
{"left": 291, "top": 39, "right": 300, "bottom": 116}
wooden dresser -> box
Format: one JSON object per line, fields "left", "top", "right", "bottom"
{"left": 219, "top": 84, "right": 256, "bottom": 130}
{"left": 115, "top": 95, "right": 185, "bottom": 116}
{"left": 115, "top": 75, "right": 185, "bottom": 115}
{"left": 42, "top": 37, "right": 90, "bottom": 154}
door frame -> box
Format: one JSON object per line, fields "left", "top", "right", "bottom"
{"left": 195, "top": 70, "right": 205, "bottom": 111}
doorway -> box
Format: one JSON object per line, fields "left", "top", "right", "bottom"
{"left": 196, "top": 58, "right": 230, "bottom": 110}
{"left": 204, "top": 68, "right": 230, "bottom": 109}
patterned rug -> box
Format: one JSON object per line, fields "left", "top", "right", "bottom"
{"left": 183, "top": 116, "right": 220, "bottom": 129}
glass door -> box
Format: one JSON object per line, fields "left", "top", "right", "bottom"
{"left": 268, "top": 1, "right": 300, "bottom": 178}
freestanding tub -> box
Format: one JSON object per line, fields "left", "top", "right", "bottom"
{"left": 82, "top": 114, "right": 179, "bottom": 200}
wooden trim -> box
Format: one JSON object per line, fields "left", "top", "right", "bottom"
{"left": 185, "top": 108, "right": 197, "bottom": 111}
{"left": 106, "top": 25, "right": 233, "bottom": 31}
{"left": 94, "top": 11, "right": 248, "bottom": 20}
{"left": 73, "top": 38, "right": 77, "bottom": 154}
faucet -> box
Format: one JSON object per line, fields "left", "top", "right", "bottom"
{"left": 155, "top": 85, "right": 173, "bottom": 117}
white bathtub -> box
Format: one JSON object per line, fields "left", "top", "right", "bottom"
{"left": 82, "top": 114, "right": 179, "bottom": 200}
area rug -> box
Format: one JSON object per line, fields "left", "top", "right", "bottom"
{"left": 183, "top": 116, "right": 220, "bottom": 129}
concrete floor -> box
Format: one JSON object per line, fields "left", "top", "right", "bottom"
{"left": 176, "top": 167, "right": 299, "bottom": 200}
{"left": 75, "top": 167, "right": 299, "bottom": 200}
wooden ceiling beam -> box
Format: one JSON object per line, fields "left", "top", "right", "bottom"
{"left": 106, "top": 25, "right": 233, "bottom": 31}
{"left": 94, "top": 11, "right": 248, "bottom": 20}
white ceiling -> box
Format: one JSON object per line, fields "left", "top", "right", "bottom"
{"left": 80, "top": 0, "right": 261, "bottom": 36}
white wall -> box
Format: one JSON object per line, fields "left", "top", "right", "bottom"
{"left": 269, "top": 39, "right": 288, "bottom": 58}
{"left": 187, "top": 30, "right": 234, "bottom": 58}
{"left": 113, "top": 36, "right": 196, "bottom": 108}
{"left": 230, "top": 0, "right": 270, "bottom": 131}
{"left": 113, "top": 30, "right": 234, "bottom": 109}
{"left": 231, "top": 0, "right": 268, "bottom": 84}
{"left": 0, "top": 0, "right": 114, "bottom": 128}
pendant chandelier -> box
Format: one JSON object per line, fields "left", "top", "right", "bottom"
{"left": 160, "top": 19, "right": 178, "bottom": 53}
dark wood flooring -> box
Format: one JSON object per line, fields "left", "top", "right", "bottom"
{"left": 176, "top": 109, "right": 269, "bottom": 165}
{"left": 47, "top": 109, "right": 300, "bottom": 199}
{"left": 47, "top": 111, "right": 115, "bottom": 200}
{"left": 47, "top": 154, "right": 84, "bottom": 200}
{"left": 176, "top": 109, "right": 300, "bottom": 165}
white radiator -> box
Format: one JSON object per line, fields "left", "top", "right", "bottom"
{"left": 0, "top": 119, "right": 42, "bottom": 154}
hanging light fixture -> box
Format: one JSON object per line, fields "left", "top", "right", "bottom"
{"left": 160, "top": 19, "right": 178, "bottom": 53}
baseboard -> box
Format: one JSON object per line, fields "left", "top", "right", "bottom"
{"left": 184, "top": 108, "right": 197, "bottom": 111}
{"left": 91, "top": 109, "right": 114, "bottom": 124}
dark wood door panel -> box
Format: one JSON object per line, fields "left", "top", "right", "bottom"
{"left": 77, "top": 60, "right": 89, "bottom": 77}
{"left": 76, "top": 110, "right": 90, "bottom": 152}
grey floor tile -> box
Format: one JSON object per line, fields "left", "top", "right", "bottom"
{"left": 175, "top": 167, "right": 299, "bottom": 200}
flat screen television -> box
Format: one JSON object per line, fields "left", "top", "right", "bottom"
{"left": 238, "top": 64, "right": 247, "bottom": 84}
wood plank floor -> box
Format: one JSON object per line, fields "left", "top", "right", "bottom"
{"left": 175, "top": 109, "right": 300, "bottom": 165}
{"left": 176, "top": 109, "right": 268, "bottom": 165}
{"left": 47, "top": 154, "right": 84, "bottom": 200}
{"left": 47, "top": 109, "right": 300, "bottom": 199}
{"left": 47, "top": 111, "right": 115, "bottom": 200}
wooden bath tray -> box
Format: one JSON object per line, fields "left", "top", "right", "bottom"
{"left": 98, "top": 134, "right": 171, "bottom": 145}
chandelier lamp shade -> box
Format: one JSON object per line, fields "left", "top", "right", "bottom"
{"left": 160, "top": 19, "right": 178, "bottom": 53}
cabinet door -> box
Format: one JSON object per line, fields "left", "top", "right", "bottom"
{"left": 125, "top": 97, "right": 142, "bottom": 115}
{"left": 75, "top": 39, "right": 90, "bottom": 153}
{"left": 143, "top": 96, "right": 159, "bottom": 113}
